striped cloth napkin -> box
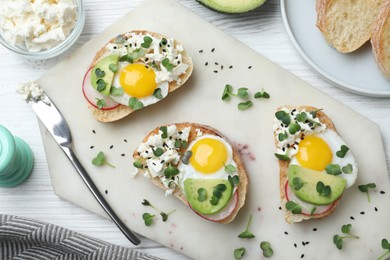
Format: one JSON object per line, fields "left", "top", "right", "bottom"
{"left": 0, "top": 215, "right": 162, "bottom": 260}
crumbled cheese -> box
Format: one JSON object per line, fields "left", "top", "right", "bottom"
{"left": 17, "top": 80, "right": 50, "bottom": 104}
{"left": 0, "top": 0, "right": 78, "bottom": 52}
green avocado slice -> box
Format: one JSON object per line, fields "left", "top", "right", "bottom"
{"left": 288, "top": 164, "right": 347, "bottom": 206}
{"left": 90, "top": 54, "right": 119, "bottom": 96}
{"left": 197, "top": 0, "right": 267, "bottom": 14}
{"left": 184, "top": 178, "right": 233, "bottom": 215}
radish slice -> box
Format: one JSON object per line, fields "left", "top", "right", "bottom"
{"left": 285, "top": 180, "right": 335, "bottom": 216}
{"left": 192, "top": 190, "right": 239, "bottom": 222}
{"left": 82, "top": 68, "right": 120, "bottom": 110}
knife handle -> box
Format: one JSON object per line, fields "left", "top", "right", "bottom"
{"left": 63, "top": 147, "right": 141, "bottom": 245}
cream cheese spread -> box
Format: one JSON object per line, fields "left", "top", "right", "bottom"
{"left": 0, "top": 0, "right": 78, "bottom": 52}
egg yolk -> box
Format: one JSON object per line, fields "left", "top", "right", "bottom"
{"left": 119, "top": 64, "right": 157, "bottom": 98}
{"left": 190, "top": 138, "right": 228, "bottom": 174}
{"left": 296, "top": 135, "right": 333, "bottom": 171}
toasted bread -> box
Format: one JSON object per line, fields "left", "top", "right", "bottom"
{"left": 86, "top": 30, "right": 193, "bottom": 122}
{"left": 316, "top": 0, "right": 384, "bottom": 53}
{"left": 133, "top": 123, "right": 248, "bottom": 224}
{"left": 274, "top": 106, "right": 342, "bottom": 224}
{"left": 371, "top": 1, "right": 390, "bottom": 78}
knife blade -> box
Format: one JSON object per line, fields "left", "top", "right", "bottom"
{"left": 25, "top": 90, "right": 141, "bottom": 245}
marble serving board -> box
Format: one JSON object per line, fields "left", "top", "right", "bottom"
{"left": 37, "top": 0, "right": 390, "bottom": 259}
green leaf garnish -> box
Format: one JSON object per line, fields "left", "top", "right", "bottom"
{"left": 109, "top": 63, "right": 118, "bottom": 73}
{"left": 285, "top": 201, "right": 302, "bottom": 214}
{"left": 153, "top": 88, "right": 163, "bottom": 99}
{"left": 152, "top": 147, "right": 164, "bottom": 157}
{"left": 237, "top": 87, "right": 249, "bottom": 99}
{"left": 162, "top": 58, "right": 174, "bottom": 71}
{"left": 278, "top": 131, "right": 288, "bottom": 142}
{"left": 260, "top": 241, "right": 273, "bottom": 258}
{"left": 238, "top": 101, "right": 253, "bottom": 110}
{"left": 181, "top": 150, "right": 192, "bottom": 164}
{"left": 358, "top": 183, "right": 376, "bottom": 202}
{"left": 228, "top": 175, "right": 240, "bottom": 188}
{"left": 95, "top": 68, "right": 105, "bottom": 78}
{"left": 128, "top": 97, "right": 144, "bottom": 110}
{"left": 254, "top": 89, "right": 270, "bottom": 99}
{"left": 96, "top": 98, "right": 106, "bottom": 109}
{"left": 325, "top": 164, "right": 342, "bottom": 175}
{"left": 174, "top": 139, "right": 188, "bottom": 149}
{"left": 115, "top": 34, "right": 125, "bottom": 44}
{"left": 336, "top": 145, "right": 350, "bottom": 158}
{"left": 96, "top": 79, "right": 106, "bottom": 92}
{"left": 110, "top": 86, "right": 124, "bottom": 96}
{"left": 288, "top": 123, "right": 301, "bottom": 135}
{"left": 333, "top": 223, "right": 359, "bottom": 250}
{"left": 133, "top": 160, "right": 143, "bottom": 169}
{"left": 295, "top": 112, "right": 308, "bottom": 122}
{"left": 310, "top": 207, "right": 317, "bottom": 215}
{"left": 292, "top": 177, "right": 304, "bottom": 190}
{"left": 275, "top": 111, "right": 291, "bottom": 126}
{"left": 131, "top": 48, "right": 145, "bottom": 61}
{"left": 316, "top": 181, "right": 331, "bottom": 197}
{"left": 141, "top": 36, "right": 153, "bottom": 48}
{"left": 210, "top": 183, "right": 227, "bottom": 206}
{"left": 142, "top": 213, "right": 155, "bottom": 226}
{"left": 222, "top": 84, "right": 234, "bottom": 101}
{"left": 224, "top": 164, "right": 236, "bottom": 174}
{"left": 160, "top": 126, "right": 168, "bottom": 139}
{"left": 342, "top": 163, "right": 353, "bottom": 174}
{"left": 119, "top": 54, "right": 134, "bottom": 63}
{"left": 197, "top": 188, "right": 207, "bottom": 202}
{"left": 274, "top": 153, "right": 291, "bottom": 161}
{"left": 141, "top": 199, "right": 151, "bottom": 206}
{"left": 238, "top": 215, "right": 255, "bottom": 238}
{"left": 310, "top": 108, "right": 323, "bottom": 118}
{"left": 234, "top": 247, "right": 246, "bottom": 259}
{"left": 92, "top": 151, "right": 115, "bottom": 168}
{"left": 164, "top": 164, "right": 179, "bottom": 179}
{"left": 378, "top": 239, "right": 390, "bottom": 260}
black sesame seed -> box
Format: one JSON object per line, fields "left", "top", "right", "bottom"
{"left": 306, "top": 242, "right": 310, "bottom": 245}
{"left": 292, "top": 109, "right": 297, "bottom": 112}
{"left": 282, "top": 147, "right": 286, "bottom": 152}
{"left": 375, "top": 207, "right": 378, "bottom": 212}
{"left": 137, "top": 152, "right": 140, "bottom": 156}
{"left": 121, "top": 153, "right": 125, "bottom": 157}
{"left": 152, "top": 162, "right": 156, "bottom": 166}
{"left": 313, "top": 228, "right": 317, "bottom": 231}
{"left": 178, "top": 131, "right": 183, "bottom": 134}
{"left": 105, "top": 190, "right": 108, "bottom": 194}
{"left": 169, "top": 136, "right": 172, "bottom": 140}
{"left": 284, "top": 231, "right": 288, "bottom": 235}
{"left": 302, "top": 241, "right": 305, "bottom": 246}
{"left": 213, "top": 70, "right": 218, "bottom": 73}
{"left": 248, "top": 66, "right": 252, "bottom": 69}
{"left": 350, "top": 216, "right": 355, "bottom": 220}
{"left": 145, "top": 166, "right": 148, "bottom": 169}
{"left": 205, "top": 62, "right": 208, "bottom": 66}
{"left": 211, "top": 48, "right": 215, "bottom": 52}
{"left": 221, "top": 65, "right": 224, "bottom": 70}
{"left": 287, "top": 144, "right": 290, "bottom": 148}
{"left": 279, "top": 206, "right": 282, "bottom": 210}
{"left": 145, "top": 150, "right": 149, "bottom": 153}
{"left": 199, "top": 50, "right": 203, "bottom": 53}
{"left": 229, "top": 65, "right": 233, "bottom": 69}
{"left": 113, "top": 46, "right": 117, "bottom": 49}
{"left": 110, "top": 145, "right": 113, "bottom": 149}
{"left": 124, "top": 139, "right": 128, "bottom": 142}
{"left": 301, "top": 254, "right": 304, "bottom": 258}
{"left": 134, "top": 43, "right": 137, "bottom": 47}
{"left": 92, "top": 130, "right": 96, "bottom": 134}
{"left": 360, "top": 211, "right": 365, "bottom": 215}
{"left": 124, "top": 45, "right": 128, "bottom": 48}
{"left": 90, "top": 146, "right": 94, "bottom": 149}
{"left": 380, "top": 190, "right": 385, "bottom": 194}
{"left": 160, "top": 160, "right": 165, "bottom": 164}
{"left": 215, "top": 62, "right": 219, "bottom": 65}
{"left": 162, "top": 49, "right": 166, "bottom": 53}
{"left": 178, "top": 61, "right": 181, "bottom": 64}
{"left": 294, "top": 243, "right": 297, "bottom": 248}
{"left": 167, "top": 44, "right": 171, "bottom": 48}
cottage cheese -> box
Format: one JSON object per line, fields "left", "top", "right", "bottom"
{"left": 0, "top": 0, "right": 78, "bottom": 52}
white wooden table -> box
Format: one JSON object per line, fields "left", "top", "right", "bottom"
{"left": 1, "top": 0, "right": 389, "bottom": 259}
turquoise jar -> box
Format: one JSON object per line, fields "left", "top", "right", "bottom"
{"left": 0, "top": 125, "right": 34, "bottom": 187}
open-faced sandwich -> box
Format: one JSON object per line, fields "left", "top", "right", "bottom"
{"left": 82, "top": 30, "right": 193, "bottom": 122}
{"left": 273, "top": 106, "right": 358, "bottom": 223}
{"left": 132, "top": 123, "right": 248, "bottom": 224}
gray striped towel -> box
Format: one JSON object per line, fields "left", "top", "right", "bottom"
{"left": 0, "top": 215, "right": 163, "bottom": 260}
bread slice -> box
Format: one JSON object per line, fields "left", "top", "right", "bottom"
{"left": 133, "top": 123, "right": 249, "bottom": 224}
{"left": 316, "top": 0, "right": 384, "bottom": 53}
{"left": 274, "top": 106, "right": 342, "bottom": 223}
{"left": 86, "top": 30, "right": 193, "bottom": 122}
{"left": 371, "top": 1, "right": 390, "bottom": 78}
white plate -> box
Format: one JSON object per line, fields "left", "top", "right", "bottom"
{"left": 281, "top": 0, "right": 390, "bottom": 97}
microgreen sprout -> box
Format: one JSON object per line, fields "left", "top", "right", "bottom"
{"left": 275, "top": 111, "right": 291, "bottom": 126}
{"left": 96, "top": 79, "right": 106, "bottom": 92}
{"left": 128, "top": 97, "right": 144, "bottom": 110}
{"left": 285, "top": 201, "right": 302, "bottom": 214}
{"left": 159, "top": 126, "right": 168, "bottom": 139}
{"left": 153, "top": 88, "right": 163, "bottom": 99}
{"left": 210, "top": 183, "right": 227, "bottom": 205}
{"left": 109, "top": 63, "right": 118, "bottom": 73}
{"left": 174, "top": 139, "right": 188, "bottom": 149}
{"left": 274, "top": 153, "right": 291, "bottom": 161}
{"left": 110, "top": 86, "right": 124, "bottom": 96}
{"left": 92, "top": 151, "right": 115, "bottom": 168}
{"left": 164, "top": 164, "right": 180, "bottom": 179}
{"left": 238, "top": 214, "right": 255, "bottom": 239}
{"left": 228, "top": 175, "right": 240, "bottom": 188}
{"left": 222, "top": 84, "right": 233, "bottom": 101}
{"left": 358, "top": 183, "right": 376, "bottom": 202}
{"left": 197, "top": 188, "right": 207, "bottom": 202}
{"left": 224, "top": 164, "right": 237, "bottom": 174}
{"left": 336, "top": 145, "right": 349, "bottom": 158}
{"left": 162, "top": 58, "right": 174, "bottom": 71}
{"left": 309, "top": 109, "right": 323, "bottom": 118}
{"left": 238, "top": 101, "right": 253, "bottom": 110}
{"left": 342, "top": 163, "right": 353, "bottom": 174}
{"left": 96, "top": 98, "right": 106, "bottom": 109}
{"left": 378, "top": 239, "right": 390, "bottom": 260}
{"left": 133, "top": 160, "right": 143, "bottom": 169}
{"left": 316, "top": 181, "right": 331, "bottom": 197}
{"left": 288, "top": 123, "right": 301, "bottom": 135}
{"left": 141, "top": 36, "right": 153, "bottom": 48}
{"left": 260, "top": 241, "right": 273, "bottom": 258}
{"left": 142, "top": 199, "right": 175, "bottom": 223}
{"left": 333, "top": 224, "right": 359, "bottom": 250}
{"left": 325, "top": 164, "right": 342, "bottom": 175}
{"left": 152, "top": 147, "right": 164, "bottom": 157}
{"left": 295, "top": 112, "right": 308, "bottom": 122}
{"left": 95, "top": 68, "right": 105, "bottom": 78}
{"left": 278, "top": 131, "right": 288, "bottom": 142}
{"left": 254, "top": 89, "right": 270, "bottom": 99}
{"left": 234, "top": 247, "right": 246, "bottom": 259}
{"left": 292, "top": 177, "right": 304, "bottom": 190}
{"left": 181, "top": 150, "right": 192, "bottom": 164}
{"left": 237, "top": 88, "right": 249, "bottom": 99}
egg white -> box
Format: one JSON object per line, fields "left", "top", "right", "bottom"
{"left": 109, "top": 61, "right": 169, "bottom": 107}
{"left": 178, "top": 134, "right": 236, "bottom": 189}
{"left": 290, "top": 129, "right": 358, "bottom": 189}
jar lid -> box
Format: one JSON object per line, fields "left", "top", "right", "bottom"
{"left": 0, "top": 125, "right": 16, "bottom": 174}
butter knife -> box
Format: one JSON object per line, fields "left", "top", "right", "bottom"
{"left": 25, "top": 90, "right": 141, "bottom": 245}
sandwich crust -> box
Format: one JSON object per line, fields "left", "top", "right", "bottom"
{"left": 86, "top": 30, "right": 193, "bottom": 122}
{"left": 133, "top": 123, "right": 248, "bottom": 224}
{"left": 275, "top": 106, "right": 341, "bottom": 223}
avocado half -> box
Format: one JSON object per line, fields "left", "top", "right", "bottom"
{"left": 197, "top": 0, "right": 267, "bottom": 14}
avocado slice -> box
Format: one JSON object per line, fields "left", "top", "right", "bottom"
{"left": 197, "top": 0, "right": 267, "bottom": 14}
{"left": 90, "top": 54, "right": 119, "bottom": 96}
{"left": 288, "top": 165, "right": 347, "bottom": 206}
{"left": 184, "top": 178, "right": 233, "bottom": 215}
